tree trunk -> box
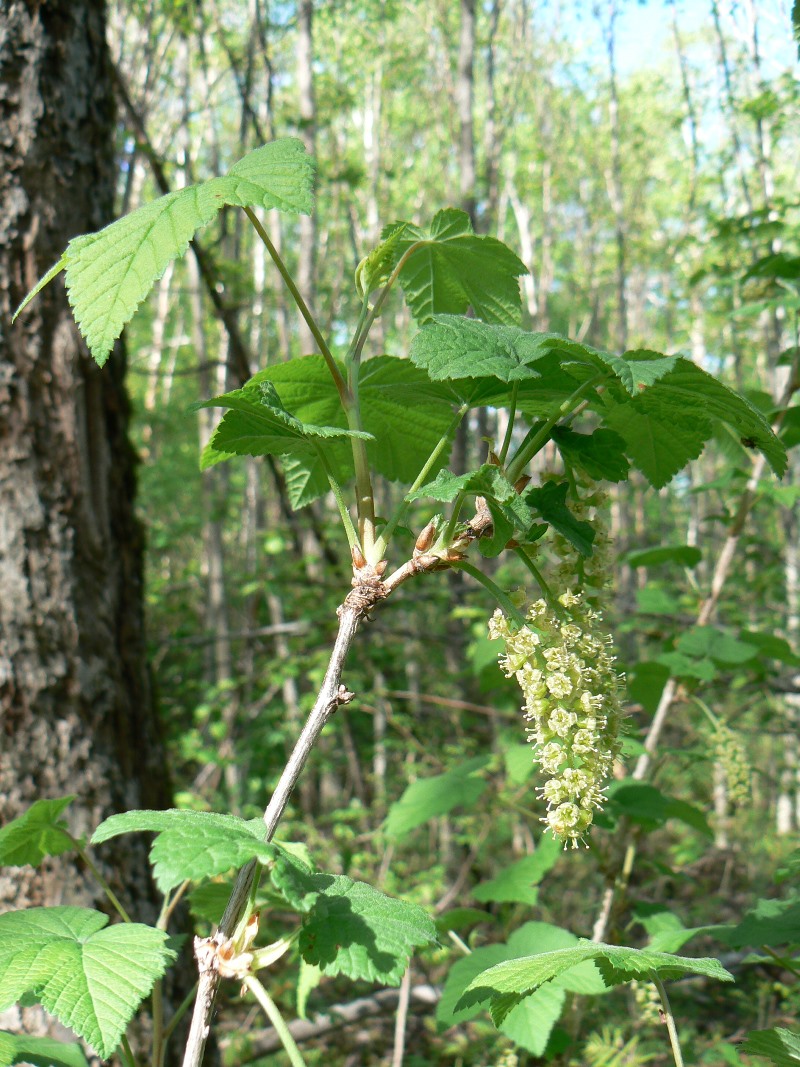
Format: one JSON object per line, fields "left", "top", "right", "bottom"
{"left": 0, "top": 0, "right": 171, "bottom": 937}
{"left": 296, "top": 0, "right": 317, "bottom": 354}
{"left": 456, "top": 0, "right": 477, "bottom": 226}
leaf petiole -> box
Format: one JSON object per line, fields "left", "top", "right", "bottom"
{"left": 512, "top": 547, "right": 562, "bottom": 615}
{"left": 505, "top": 374, "right": 605, "bottom": 484}
{"left": 316, "top": 446, "right": 361, "bottom": 554}
{"left": 451, "top": 560, "right": 526, "bottom": 629}
{"left": 120, "top": 1033, "right": 137, "bottom": 1067}
{"left": 375, "top": 403, "right": 468, "bottom": 558}
{"left": 244, "top": 975, "right": 308, "bottom": 1067}
{"left": 350, "top": 240, "right": 428, "bottom": 366}
{"left": 242, "top": 207, "right": 348, "bottom": 406}
{"left": 76, "top": 843, "right": 133, "bottom": 924}
{"left": 652, "top": 975, "right": 686, "bottom": 1067}
{"left": 498, "top": 382, "right": 519, "bottom": 464}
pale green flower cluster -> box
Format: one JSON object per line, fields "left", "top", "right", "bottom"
{"left": 709, "top": 721, "right": 751, "bottom": 807}
{"left": 490, "top": 591, "right": 623, "bottom": 847}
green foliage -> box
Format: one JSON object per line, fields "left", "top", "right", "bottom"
{"left": 268, "top": 848, "right": 438, "bottom": 984}
{"left": 472, "top": 839, "right": 561, "bottom": 905}
{"left": 457, "top": 940, "right": 733, "bottom": 1026}
{"left": 0, "top": 797, "right": 76, "bottom": 867}
{"left": 741, "top": 1027, "right": 800, "bottom": 1064}
{"left": 196, "top": 375, "right": 371, "bottom": 472}
{"left": 721, "top": 895, "right": 800, "bottom": 948}
{"left": 379, "top": 210, "right": 528, "bottom": 325}
{"left": 524, "top": 481, "right": 596, "bottom": 556}
{"left": 551, "top": 426, "right": 631, "bottom": 482}
{"left": 439, "top": 923, "right": 608, "bottom": 1055}
{"left": 0, "top": 1032, "right": 89, "bottom": 1067}
{"left": 602, "top": 358, "right": 786, "bottom": 485}
{"left": 11, "top": 55, "right": 799, "bottom": 1062}
{"left": 409, "top": 316, "right": 552, "bottom": 382}
{"left": 605, "top": 783, "right": 713, "bottom": 838}
{"left": 248, "top": 355, "right": 457, "bottom": 504}
{"left": 625, "top": 545, "right": 702, "bottom": 568}
{"left": 92, "top": 808, "right": 279, "bottom": 893}
{"left": 383, "top": 756, "right": 490, "bottom": 838}
{"left": 0, "top": 908, "right": 175, "bottom": 1058}
{"left": 14, "top": 139, "right": 314, "bottom": 366}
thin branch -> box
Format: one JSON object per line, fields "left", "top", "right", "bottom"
{"left": 652, "top": 975, "right": 686, "bottom": 1067}
{"left": 391, "top": 968, "right": 412, "bottom": 1067}
{"left": 243, "top": 976, "right": 307, "bottom": 1067}
{"left": 181, "top": 570, "right": 390, "bottom": 1067}
{"left": 242, "top": 206, "right": 347, "bottom": 403}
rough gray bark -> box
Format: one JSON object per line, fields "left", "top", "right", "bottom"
{"left": 0, "top": 0, "right": 170, "bottom": 928}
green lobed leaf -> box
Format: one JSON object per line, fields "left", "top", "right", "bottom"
{"left": 607, "top": 783, "right": 712, "bottom": 838}
{"left": 603, "top": 402, "right": 706, "bottom": 488}
{"left": 438, "top": 945, "right": 509, "bottom": 1026}
{"left": 634, "top": 905, "right": 733, "bottom": 954}
{"left": 23, "top": 139, "right": 313, "bottom": 367}
{"left": 435, "top": 908, "right": 494, "bottom": 934}
{"left": 0, "top": 1032, "right": 89, "bottom": 1067}
{"left": 719, "top": 895, "right": 800, "bottom": 949}
{"left": 221, "top": 139, "right": 315, "bottom": 214}
{"left": 355, "top": 227, "right": 404, "bottom": 296}
{"left": 776, "top": 849, "right": 800, "bottom": 885}
{"left": 524, "top": 481, "right": 595, "bottom": 557}
{"left": 188, "top": 881, "right": 232, "bottom": 925}
{"left": 91, "top": 809, "right": 278, "bottom": 893}
{"left": 497, "top": 984, "right": 566, "bottom": 1056}
{"left": 636, "top": 586, "right": 681, "bottom": 616}
{"left": 383, "top": 756, "right": 490, "bottom": 839}
{"left": 657, "top": 650, "right": 717, "bottom": 681}
{"left": 247, "top": 355, "right": 457, "bottom": 505}
{"left": 384, "top": 210, "right": 527, "bottom": 325}
{"left": 503, "top": 741, "right": 536, "bottom": 785}
{"left": 601, "top": 357, "right": 786, "bottom": 485}
{"left": 552, "top": 426, "right": 630, "bottom": 482}
{"left": 442, "top": 923, "right": 607, "bottom": 1050}
{"left": 676, "top": 626, "right": 760, "bottom": 666}
{"left": 625, "top": 545, "right": 702, "bottom": 568}
{"left": 742, "top": 1028, "right": 800, "bottom": 1064}
{"left": 472, "top": 841, "right": 561, "bottom": 906}
{"left": 745, "top": 253, "right": 800, "bottom": 281}
{"left": 269, "top": 849, "right": 437, "bottom": 984}
{"left": 0, "top": 908, "right": 176, "bottom": 1058}
{"left": 458, "top": 940, "right": 732, "bottom": 1026}
{"left": 550, "top": 340, "right": 680, "bottom": 396}
{"left": 0, "top": 797, "right": 76, "bottom": 867}
{"left": 296, "top": 960, "right": 322, "bottom": 1020}
{"left": 199, "top": 375, "right": 371, "bottom": 468}
{"left": 409, "top": 316, "right": 553, "bottom": 382}
{"left": 11, "top": 256, "right": 68, "bottom": 322}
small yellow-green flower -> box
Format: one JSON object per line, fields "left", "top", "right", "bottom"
{"left": 491, "top": 591, "right": 624, "bottom": 847}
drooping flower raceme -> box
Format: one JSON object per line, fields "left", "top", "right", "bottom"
{"left": 489, "top": 591, "right": 623, "bottom": 847}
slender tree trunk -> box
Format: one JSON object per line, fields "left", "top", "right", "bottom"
{"left": 296, "top": 0, "right": 317, "bottom": 353}
{"left": 600, "top": 0, "right": 628, "bottom": 351}
{"left": 456, "top": 0, "right": 477, "bottom": 226}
